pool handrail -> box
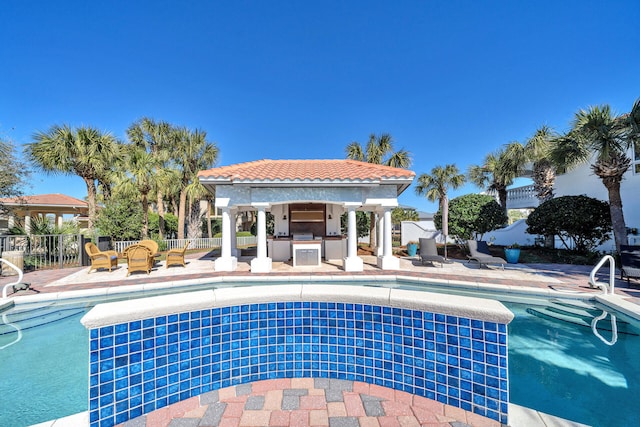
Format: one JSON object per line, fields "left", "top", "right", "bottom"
{"left": 591, "top": 309, "right": 618, "bottom": 346}
{"left": 589, "top": 255, "right": 616, "bottom": 295}
{"left": 1, "top": 257, "right": 24, "bottom": 299}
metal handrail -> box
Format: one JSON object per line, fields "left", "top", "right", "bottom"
{"left": 591, "top": 310, "right": 618, "bottom": 346}
{"left": 589, "top": 255, "right": 616, "bottom": 295}
{"left": 1, "top": 258, "right": 24, "bottom": 299}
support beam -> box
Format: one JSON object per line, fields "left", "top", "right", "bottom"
{"left": 377, "top": 208, "right": 399, "bottom": 270}
{"left": 214, "top": 207, "right": 237, "bottom": 271}
{"left": 251, "top": 205, "right": 272, "bottom": 273}
{"left": 343, "top": 206, "right": 363, "bottom": 272}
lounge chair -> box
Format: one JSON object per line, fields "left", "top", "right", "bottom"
{"left": 620, "top": 245, "right": 640, "bottom": 285}
{"left": 467, "top": 240, "right": 506, "bottom": 270}
{"left": 85, "top": 242, "right": 118, "bottom": 273}
{"left": 166, "top": 241, "right": 190, "bottom": 268}
{"left": 125, "top": 244, "right": 154, "bottom": 276}
{"left": 419, "top": 238, "right": 446, "bottom": 267}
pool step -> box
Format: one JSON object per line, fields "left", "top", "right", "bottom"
{"left": 526, "top": 302, "right": 638, "bottom": 336}
{"left": 0, "top": 305, "right": 86, "bottom": 336}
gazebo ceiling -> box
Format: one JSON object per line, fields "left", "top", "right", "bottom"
{"left": 198, "top": 159, "right": 415, "bottom": 195}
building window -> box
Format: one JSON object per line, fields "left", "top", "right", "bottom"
{"left": 634, "top": 141, "right": 640, "bottom": 174}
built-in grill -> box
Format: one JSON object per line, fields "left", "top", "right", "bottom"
{"left": 292, "top": 233, "right": 314, "bottom": 241}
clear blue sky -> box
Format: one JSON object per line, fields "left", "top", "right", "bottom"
{"left": 2, "top": 0, "right": 639, "bottom": 213}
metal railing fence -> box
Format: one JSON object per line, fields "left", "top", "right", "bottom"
{"left": 0, "top": 234, "right": 83, "bottom": 271}
{"left": 0, "top": 234, "right": 258, "bottom": 273}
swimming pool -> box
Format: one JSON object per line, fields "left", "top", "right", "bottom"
{"left": 1, "top": 282, "right": 639, "bottom": 427}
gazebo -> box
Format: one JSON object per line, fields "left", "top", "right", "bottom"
{"left": 198, "top": 159, "right": 415, "bottom": 273}
{"left": 0, "top": 193, "right": 89, "bottom": 233}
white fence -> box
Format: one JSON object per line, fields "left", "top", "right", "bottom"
{"left": 113, "top": 236, "right": 257, "bottom": 253}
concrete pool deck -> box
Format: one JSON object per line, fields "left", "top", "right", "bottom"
{"left": 3, "top": 251, "right": 636, "bottom": 427}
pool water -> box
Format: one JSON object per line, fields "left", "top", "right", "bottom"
{"left": 1, "top": 297, "right": 639, "bottom": 427}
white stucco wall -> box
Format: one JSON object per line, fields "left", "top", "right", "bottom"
{"left": 553, "top": 153, "right": 640, "bottom": 249}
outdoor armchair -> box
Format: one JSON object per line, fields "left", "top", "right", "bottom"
{"left": 620, "top": 245, "right": 640, "bottom": 285}
{"left": 419, "top": 238, "right": 446, "bottom": 267}
{"left": 85, "top": 242, "right": 118, "bottom": 273}
{"left": 166, "top": 241, "right": 190, "bottom": 268}
{"left": 467, "top": 240, "right": 506, "bottom": 270}
{"left": 125, "top": 244, "right": 154, "bottom": 276}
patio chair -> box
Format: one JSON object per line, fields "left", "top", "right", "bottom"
{"left": 85, "top": 242, "right": 118, "bottom": 273}
{"left": 419, "top": 238, "right": 446, "bottom": 267}
{"left": 125, "top": 244, "right": 154, "bottom": 276}
{"left": 620, "top": 245, "right": 640, "bottom": 285}
{"left": 166, "top": 241, "right": 190, "bottom": 268}
{"left": 467, "top": 240, "right": 506, "bottom": 270}
{"left": 139, "top": 239, "right": 159, "bottom": 256}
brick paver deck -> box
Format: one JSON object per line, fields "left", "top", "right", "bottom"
{"left": 117, "top": 379, "right": 500, "bottom": 427}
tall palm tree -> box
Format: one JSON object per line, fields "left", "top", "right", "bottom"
{"left": 414, "top": 164, "right": 465, "bottom": 257}
{"left": 127, "top": 118, "right": 173, "bottom": 239}
{"left": 550, "top": 104, "right": 633, "bottom": 252}
{"left": 172, "top": 127, "right": 219, "bottom": 240}
{"left": 468, "top": 147, "right": 517, "bottom": 214}
{"left": 25, "top": 125, "right": 122, "bottom": 231}
{"left": 526, "top": 126, "right": 557, "bottom": 202}
{"left": 499, "top": 126, "right": 558, "bottom": 203}
{"left": 114, "top": 145, "right": 158, "bottom": 238}
{"left": 346, "top": 133, "right": 412, "bottom": 247}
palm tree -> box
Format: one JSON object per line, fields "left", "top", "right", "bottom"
{"left": 414, "top": 164, "right": 465, "bottom": 258}
{"left": 346, "top": 133, "right": 412, "bottom": 247}
{"left": 468, "top": 148, "right": 517, "bottom": 214}
{"left": 114, "top": 145, "right": 158, "bottom": 238}
{"left": 25, "top": 125, "right": 122, "bottom": 231}
{"left": 127, "top": 118, "right": 173, "bottom": 239}
{"left": 526, "top": 126, "right": 557, "bottom": 202}
{"left": 499, "top": 126, "right": 558, "bottom": 204}
{"left": 550, "top": 104, "right": 634, "bottom": 252}
{"left": 172, "top": 127, "right": 219, "bottom": 240}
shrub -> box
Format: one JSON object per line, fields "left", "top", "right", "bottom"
{"left": 436, "top": 194, "right": 507, "bottom": 241}
{"left": 526, "top": 195, "right": 611, "bottom": 253}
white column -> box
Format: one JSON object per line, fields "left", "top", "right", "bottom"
{"left": 24, "top": 213, "right": 31, "bottom": 234}
{"left": 377, "top": 207, "right": 399, "bottom": 270}
{"left": 251, "top": 205, "right": 272, "bottom": 273}
{"left": 376, "top": 212, "right": 384, "bottom": 256}
{"left": 214, "top": 207, "right": 237, "bottom": 271}
{"left": 343, "top": 206, "right": 363, "bottom": 272}
{"left": 57, "top": 214, "right": 63, "bottom": 228}
{"left": 230, "top": 209, "right": 238, "bottom": 257}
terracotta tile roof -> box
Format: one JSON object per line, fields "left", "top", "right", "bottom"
{"left": 0, "top": 193, "right": 88, "bottom": 208}
{"left": 198, "top": 159, "right": 415, "bottom": 183}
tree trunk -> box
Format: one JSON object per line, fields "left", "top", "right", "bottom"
{"left": 83, "top": 176, "right": 98, "bottom": 233}
{"left": 604, "top": 179, "right": 627, "bottom": 253}
{"left": 177, "top": 188, "right": 187, "bottom": 240}
{"left": 157, "top": 191, "right": 165, "bottom": 240}
{"left": 187, "top": 199, "right": 203, "bottom": 239}
{"left": 141, "top": 194, "right": 149, "bottom": 238}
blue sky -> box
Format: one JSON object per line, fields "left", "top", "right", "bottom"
{"left": 2, "top": 0, "right": 639, "bottom": 213}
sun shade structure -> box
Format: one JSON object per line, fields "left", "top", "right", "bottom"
{"left": 198, "top": 159, "right": 415, "bottom": 273}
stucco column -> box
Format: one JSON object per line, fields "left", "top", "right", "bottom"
{"left": 251, "top": 204, "right": 272, "bottom": 273}
{"left": 343, "top": 205, "right": 363, "bottom": 272}
{"left": 377, "top": 207, "right": 399, "bottom": 270}
{"left": 214, "top": 207, "right": 237, "bottom": 271}
{"left": 230, "top": 208, "right": 238, "bottom": 257}
{"left": 376, "top": 212, "right": 384, "bottom": 256}
{"left": 24, "top": 213, "right": 31, "bottom": 234}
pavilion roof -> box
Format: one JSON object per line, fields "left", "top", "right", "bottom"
{"left": 198, "top": 159, "right": 415, "bottom": 194}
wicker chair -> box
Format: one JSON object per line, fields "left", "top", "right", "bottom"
{"left": 166, "top": 242, "right": 190, "bottom": 268}
{"left": 85, "top": 242, "right": 118, "bottom": 273}
{"left": 125, "top": 244, "right": 154, "bottom": 276}
{"left": 138, "top": 239, "right": 159, "bottom": 256}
